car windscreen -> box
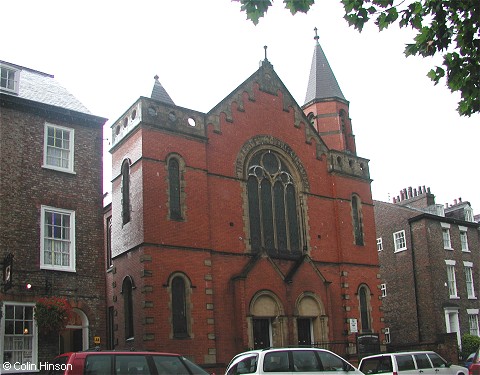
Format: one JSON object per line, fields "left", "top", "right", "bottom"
{"left": 226, "top": 354, "right": 258, "bottom": 375}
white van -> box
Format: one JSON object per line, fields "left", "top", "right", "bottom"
{"left": 225, "top": 347, "right": 362, "bottom": 374}
{"left": 358, "top": 351, "right": 468, "bottom": 375}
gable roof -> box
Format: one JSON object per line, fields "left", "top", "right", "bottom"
{"left": 231, "top": 250, "right": 329, "bottom": 284}
{"left": 0, "top": 60, "right": 92, "bottom": 114}
{"left": 206, "top": 58, "right": 329, "bottom": 156}
{"left": 304, "top": 40, "right": 346, "bottom": 105}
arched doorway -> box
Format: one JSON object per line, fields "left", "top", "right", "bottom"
{"left": 60, "top": 308, "right": 89, "bottom": 352}
{"left": 248, "top": 291, "right": 286, "bottom": 349}
{"left": 295, "top": 293, "right": 328, "bottom": 345}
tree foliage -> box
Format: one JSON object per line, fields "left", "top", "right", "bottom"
{"left": 236, "top": 0, "right": 480, "bottom": 116}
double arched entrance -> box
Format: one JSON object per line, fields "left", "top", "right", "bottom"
{"left": 248, "top": 291, "right": 328, "bottom": 349}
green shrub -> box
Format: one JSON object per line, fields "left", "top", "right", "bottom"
{"left": 461, "top": 334, "right": 480, "bottom": 359}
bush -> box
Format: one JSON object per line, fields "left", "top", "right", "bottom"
{"left": 461, "top": 334, "right": 480, "bottom": 359}
{"left": 34, "top": 296, "right": 72, "bottom": 336}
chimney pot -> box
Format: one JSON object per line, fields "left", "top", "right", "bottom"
{"left": 454, "top": 199, "right": 458, "bottom": 205}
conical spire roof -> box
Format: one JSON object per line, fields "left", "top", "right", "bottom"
{"left": 304, "top": 29, "right": 345, "bottom": 105}
{"left": 151, "top": 75, "right": 175, "bottom": 105}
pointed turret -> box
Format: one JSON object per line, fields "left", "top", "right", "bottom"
{"left": 302, "top": 28, "right": 356, "bottom": 154}
{"left": 151, "top": 75, "right": 175, "bottom": 105}
{"left": 304, "top": 29, "right": 345, "bottom": 105}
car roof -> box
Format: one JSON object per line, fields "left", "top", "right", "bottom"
{"left": 360, "top": 351, "right": 437, "bottom": 360}
{"left": 228, "top": 347, "right": 343, "bottom": 364}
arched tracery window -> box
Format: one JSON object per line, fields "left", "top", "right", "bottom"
{"left": 247, "top": 150, "right": 302, "bottom": 256}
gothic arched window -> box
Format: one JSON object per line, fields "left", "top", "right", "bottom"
{"left": 358, "top": 284, "right": 372, "bottom": 332}
{"left": 121, "top": 161, "right": 130, "bottom": 225}
{"left": 171, "top": 275, "right": 190, "bottom": 338}
{"left": 247, "top": 150, "right": 301, "bottom": 256}
{"left": 122, "top": 276, "right": 134, "bottom": 340}
{"left": 352, "top": 194, "right": 364, "bottom": 246}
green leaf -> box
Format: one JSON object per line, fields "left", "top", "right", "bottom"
{"left": 284, "top": 0, "right": 314, "bottom": 14}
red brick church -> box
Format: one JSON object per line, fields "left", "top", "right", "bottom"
{"left": 105, "top": 33, "right": 383, "bottom": 371}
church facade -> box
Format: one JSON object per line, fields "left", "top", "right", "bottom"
{"left": 105, "top": 39, "right": 383, "bottom": 371}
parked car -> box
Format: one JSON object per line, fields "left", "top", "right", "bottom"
{"left": 468, "top": 346, "right": 480, "bottom": 374}
{"left": 464, "top": 352, "right": 475, "bottom": 370}
{"left": 225, "top": 347, "right": 362, "bottom": 374}
{"left": 48, "top": 350, "right": 209, "bottom": 375}
{"left": 358, "top": 351, "right": 468, "bottom": 375}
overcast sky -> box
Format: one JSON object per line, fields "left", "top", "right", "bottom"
{"left": 2, "top": 0, "right": 479, "bottom": 212}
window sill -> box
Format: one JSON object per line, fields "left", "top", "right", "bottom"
{"left": 444, "top": 247, "right": 454, "bottom": 251}
{"left": 394, "top": 248, "right": 407, "bottom": 253}
{"left": 40, "top": 265, "right": 76, "bottom": 273}
{"left": 42, "top": 165, "right": 76, "bottom": 175}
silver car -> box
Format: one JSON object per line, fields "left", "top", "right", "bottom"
{"left": 225, "top": 347, "right": 362, "bottom": 374}
{"left": 359, "top": 351, "right": 468, "bottom": 375}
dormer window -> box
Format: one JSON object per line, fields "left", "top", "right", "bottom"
{"left": 0, "top": 65, "right": 19, "bottom": 94}
{"left": 465, "top": 206, "right": 474, "bottom": 222}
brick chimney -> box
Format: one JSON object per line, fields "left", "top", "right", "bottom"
{"left": 393, "top": 185, "right": 436, "bottom": 209}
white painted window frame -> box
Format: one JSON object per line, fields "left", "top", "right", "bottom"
{"left": 445, "top": 260, "right": 458, "bottom": 298}
{"left": 377, "top": 237, "right": 383, "bottom": 251}
{"left": 40, "top": 205, "right": 76, "bottom": 272}
{"left": 393, "top": 230, "right": 407, "bottom": 252}
{"left": 43, "top": 122, "right": 75, "bottom": 174}
{"left": 441, "top": 222, "right": 453, "bottom": 250}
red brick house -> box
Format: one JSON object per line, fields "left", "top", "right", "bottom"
{"left": 0, "top": 60, "right": 107, "bottom": 369}
{"left": 374, "top": 187, "right": 480, "bottom": 356}
{"left": 106, "top": 38, "right": 383, "bottom": 371}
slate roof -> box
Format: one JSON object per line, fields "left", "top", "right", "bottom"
{"left": 151, "top": 75, "right": 175, "bottom": 105}
{"left": 0, "top": 60, "right": 92, "bottom": 114}
{"left": 304, "top": 41, "right": 345, "bottom": 105}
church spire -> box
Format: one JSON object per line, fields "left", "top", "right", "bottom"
{"left": 151, "top": 75, "right": 175, "bottom": 105}
{"left": 302, "top": 28, "right": 355, "bottom": 154}
{"left": 304, "top": 28, "right": 346, "bottom": 106}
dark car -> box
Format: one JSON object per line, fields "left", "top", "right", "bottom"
{"left": 48, "top": 351, "right": 209, "bottom": 375}
{"left": 469, "top": 347, "right": 480, "bottom": 375}
{"left": 465, "top": 352, "right": 475, "bottom": 370}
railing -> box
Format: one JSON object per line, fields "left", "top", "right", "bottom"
{"left": 312, "top": 341, "right": 357, "bottom": 359}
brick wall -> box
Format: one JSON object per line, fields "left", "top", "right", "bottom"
{"left": 0, "top": 103, "right": 106, "bottom": 363}
{"left": 107, "top": 63, "right": 383, "bottom": 371}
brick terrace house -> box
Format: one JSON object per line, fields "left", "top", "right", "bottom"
{"left": 374, "top": 187, "right": 480, "bottom": 355}
{"left": 0, "top": 61, "right": 107, "bottom": 368}
{"left": 105, "top": 37, "right": 384, "bottom": 372}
